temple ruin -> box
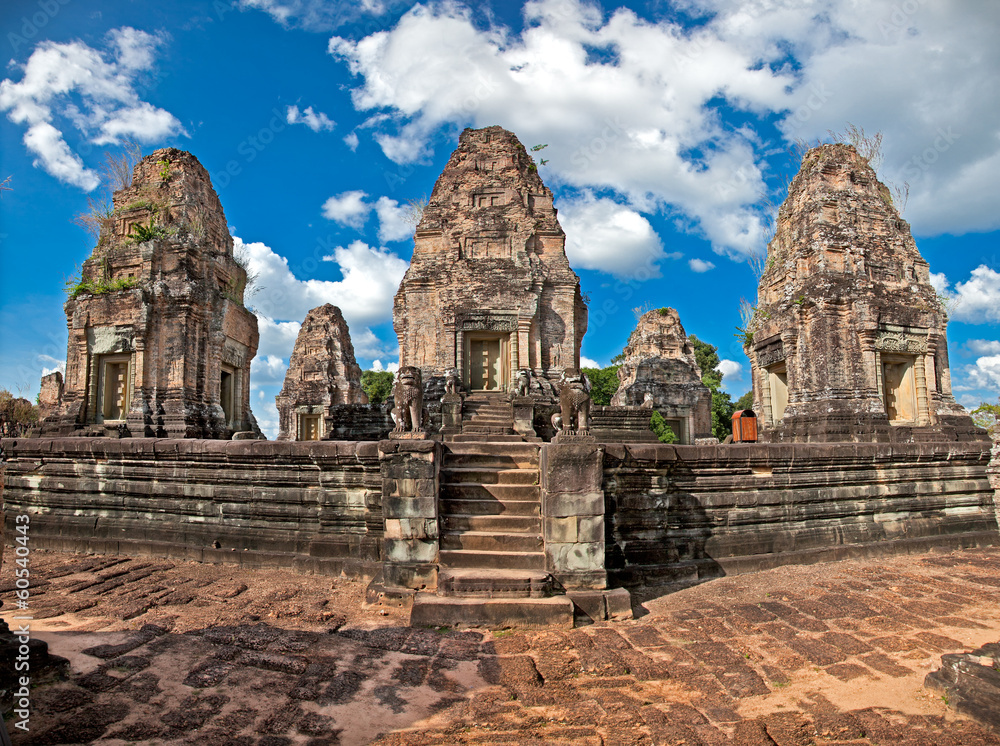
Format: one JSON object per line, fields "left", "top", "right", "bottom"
{"left": 611, "top": 308, "right": 713, "bottom": 444}
{"left": 3, "top": 132, "right": 998, "bottom": 632}
{"left": 37, "top": 148, "right": 260, "bottom": 439}
{"left": 746, "top": 143, "right": 984, "bottom": 443}
{"left": 275, "top": 304, "right": 366, "bottom": 441}
{"left": 393, "top": 126, "right": 587, "bottom": 395}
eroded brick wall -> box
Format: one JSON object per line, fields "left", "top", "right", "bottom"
{"left": 1, "top": 438, "right": 384, "bottom": 577}
{"left": 604, "top": 441, "right": 999, "bottom": 588}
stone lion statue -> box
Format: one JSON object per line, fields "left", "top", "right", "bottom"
{"left": 513, "top": 369, "right": 531, "bottom": 397}
{"left": 391, "top": 366, "right": 424, "bottom": 433}
{"left": 554, "top": 368, "right": 591, "bottom": 434}
{"left": 443, "top": 367, "right": 461, "bottom": 396}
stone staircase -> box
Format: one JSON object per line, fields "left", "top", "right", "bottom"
{"left": 410, "top": 441, "right": 574, "bottom": 627}
{"left": 450, "top": 393, "right": 523, "bottom": 442}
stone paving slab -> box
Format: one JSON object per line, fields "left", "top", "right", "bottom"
{"left": 3, "top": 547, "right": 1000, "bottom": 744}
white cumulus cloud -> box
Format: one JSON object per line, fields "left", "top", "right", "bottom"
{"left": 374, "top": 196, "right": 413, "bottom": 243}
{"left": 0, "top": 27, "right": 183, "bottom": 190}
{"left": 960, "top": 355, "right": 1000, "bottom": 395}
{"left": 689, "top": 258, "right": 716, "bottom": 273}
{"left": 326, "top": 0, "right": 1000, "bottom": 255}
{"left": 936, "top": 265, "right": 1000, "bottom": 324}
{"left": 286, "top": 104, "right": 336, "bottom": 132}
{"left": 718, "top": 359, "right": 743, "bottom": 383}
{"left": 321, "top": 189, "right": 370, "bottom": 228}
{"left": 560, "top": 194, "right": 667, "bottom": 279}
{"left": 967, "top": 339, "right": 1000, "bottom": 356}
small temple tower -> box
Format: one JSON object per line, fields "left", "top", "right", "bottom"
{"left": 275, "top": 304, "right": 367, "bottom": 441}
{"left": 611, "top": 308, "right": 713, "bottom": 444}
{"left": 39, "top": 148, "right": 261, "bottom": 438}
{"left": 746, "top": 143, "right": 983, "bottom": 442}
{"left": 393, "top": 126, "right": 587, "bottom": 393}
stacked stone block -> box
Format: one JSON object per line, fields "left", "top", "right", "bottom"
{"left": 540, "top": 442, "right": 607, "bottom": 590}
{"left": 378, "top": 439, "right": 441, "bottom": 593}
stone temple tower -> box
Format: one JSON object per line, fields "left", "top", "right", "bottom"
{"left": 39, "top": 148, "right": 261, "bottom": 439}
{"left": 746, "top": 143, "right": 983, "bottom": 442}
{"left": 275, "top": 304, "right": 366, "bottom": 441}
{"left": 393, "top": 126, "right": 587, "bottom": 394}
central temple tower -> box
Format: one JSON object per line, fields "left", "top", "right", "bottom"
{"left": 393, "top": 126, "right": 587, "bottom": 392}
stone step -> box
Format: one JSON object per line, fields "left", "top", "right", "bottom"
{"left": 445, "top": 442, "right": 540, "bottom": 457}
{"left": 440, "top": 483, "right": 540, "bottom": 502}
{"left": 410, "top": 593, "right": 573, "bottom": 629}
{"left": 437, "top": 568, "right": 555, "bottom": 598}
{"left": 439, "top": 548, "right": 547, "bottom": 571}
{"left": 440, "top": 467, "right": 538, "bottom": 485}
{"left": 440, "top": 531, "right": 543, "bottom": 553}
{"left": 443, "top": 453, "right": 537, "bottom": 468}
{"left": 441, "top": 513, "right": 542, "bottom": 533}
{"left": 439, "top": 498, "right": 540, "bottom": 517}
{"left": 447, "top": 434, "right": 527, "bottom": 443}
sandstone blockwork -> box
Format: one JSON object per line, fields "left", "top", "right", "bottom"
{"left": 393, "top": 126, "right": 587, "bottom": 396}
{"left": 746, "top": 144, "right": 984, "bottom": 443}
{"left": 38, "top": 149, "right": 260, "bottom": 439}
{"left": 611, "top": 308, "right": 712, "bottom": 443}
{"left": 275, "top": 304, "right": 366, "bottom": 441}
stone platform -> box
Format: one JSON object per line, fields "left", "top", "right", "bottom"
{"left": 3, "top": 547, "right": 1000, "bottom": 744}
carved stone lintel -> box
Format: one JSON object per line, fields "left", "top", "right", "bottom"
{"left": 875, "top": 331, "right": 928, "bottom": 353}
{"left": 390, "top": 431, "right": 430, "bottom": 440}
{"left": 552, "top": 432, "right": 596, "bottom": 443}
{"left": 756, "top": 341, "right": 786, "bottom": 368}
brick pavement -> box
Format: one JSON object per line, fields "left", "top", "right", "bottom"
{"left": 2, "top": 547, "right": 1000, "bottom": 744}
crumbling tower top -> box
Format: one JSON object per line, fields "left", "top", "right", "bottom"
{"left": 746, "top": 142, "right": 982, "bottom": 442}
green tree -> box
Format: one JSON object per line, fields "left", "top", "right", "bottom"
{"left": 971, "top": 401, "right": 999, "bottom": 436}
{"left": 582, "top": 365, "right": 620, "bottom": 406}
{"left": 650, "top": 410, "right": 678, "bottom": 443}
{"left": 0, "top": 388, "right": 38, "bottom": 437}
{"left": 688, "top": 334, "right": 735, "bottom": 440}
{"left": 734, "top": 390, "right": 754, "bottom": 412}
{"left": 361, "top": 370, "right": 394, "bottom": 405}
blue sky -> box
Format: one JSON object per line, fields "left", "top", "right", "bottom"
{"left": 1, "top": 0, "right": 998, "bottom": 439}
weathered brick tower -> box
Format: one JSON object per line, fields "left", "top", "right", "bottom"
{"left": 611, "top": 308, "right": 713, "bottom": 444}
{"left": 746, "top": 143, "right": 983, "bottom": 442}
{"left": 393, "top": 126, "right": 587, "bottom": 394}
{"left": 275, "top": 303, "right": 366, "bottom": 441}
{"left": 39, "top": 148, "right": 261, "bottom": 438}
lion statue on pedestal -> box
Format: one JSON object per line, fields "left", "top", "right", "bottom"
{"left": 391, "top": 366, "right": 425, "bottom": 433}
{"left": 552, "top": 368, "right": 591, "bottom": 434}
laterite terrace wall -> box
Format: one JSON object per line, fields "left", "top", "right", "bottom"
{"left": 604, "top": 441, "right": 999, "bottom": 588}
{"left": 2, "top": 438, "right": 998, "bottom": 588}
{"left": 0, "top": 438, "right": 384, "bottom": 577}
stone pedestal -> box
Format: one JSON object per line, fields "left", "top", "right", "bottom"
{"left": 378, "top": 440, "right": 440, "bottom": 595}
{"left": 989, "top": 434, "right": 1000, "bottom": 536}
{"left": 539, "top": 442, "right": 606, "bottom": 590}
{"left": 511, "top": 396, "right": 536, "bottom": 439}
{"left": 440, "top": 393, "right": 463, "bottom": 439}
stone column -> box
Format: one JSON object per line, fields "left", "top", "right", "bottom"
{"left": 988, "top": 433, "right": 1000, "bottom": 536}
{"left": 517, "top": 319, "right": 532, "bottom": 370}
{"left": 539, "top": 441, "right": 606, "bottom": 590}
{"left": 378, "top": 439, "right": 440, "bottom": 594}
{"left": 440, "top": 394, "right": 463, "bottom": 439}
